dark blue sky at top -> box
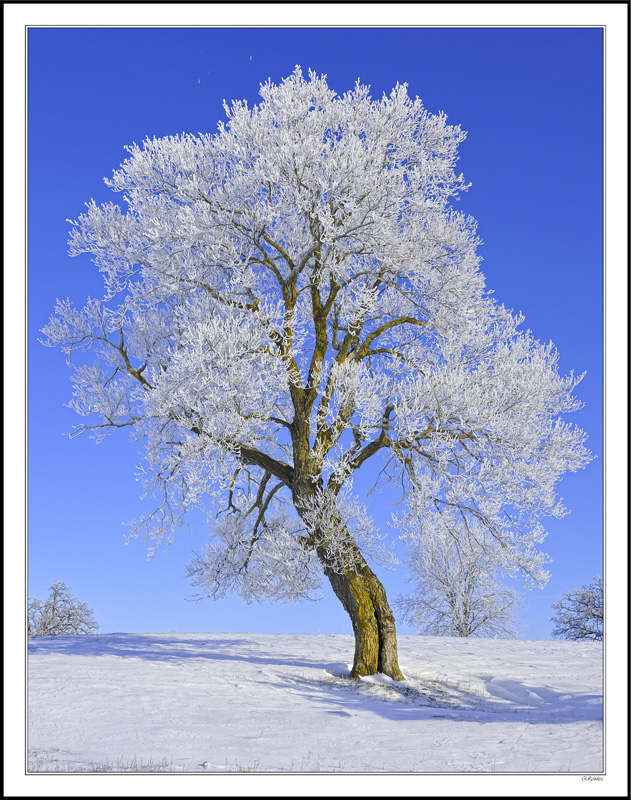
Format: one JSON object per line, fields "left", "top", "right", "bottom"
{"left": 28, "top": 26, "right": 603, "bottom": 638}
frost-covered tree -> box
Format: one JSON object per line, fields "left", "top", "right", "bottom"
{"left": 550, "top": 576, "right": 603, "bottom": 641}
{"left": 396, "top": 511, "right": 522, "bottom": 638}
{"left": 28, "top": 581, "right": 99, "bottom": 637}
{"left": 42, "top": 67, "right": 591, "bottom": 678}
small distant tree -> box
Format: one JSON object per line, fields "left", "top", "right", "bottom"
{"left": 396, "top": 511, "right": 523, "bottom": 638}
{"left": 550, "top": 576, "right": 603, "bottom": 641}
{"left": 27, "top": 581, "right": 99, "bottom": 637}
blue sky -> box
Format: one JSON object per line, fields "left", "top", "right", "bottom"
{"left": 27, "top": 25, "right": 604, "bottom": 639}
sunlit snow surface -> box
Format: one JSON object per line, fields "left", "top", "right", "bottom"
{"left": 28, "top": 632, "right": 602, "bottom": 773}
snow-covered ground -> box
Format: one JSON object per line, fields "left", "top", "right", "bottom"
{"left": 27, "top": 632, "right": 602, "bottom": 776}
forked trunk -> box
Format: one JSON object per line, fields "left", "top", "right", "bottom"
{"left": 320, "top": 551, "right": 405, "bottom": 681}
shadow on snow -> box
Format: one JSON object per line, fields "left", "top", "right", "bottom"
{"left": 28, "top": 633, "right": 602, "bottom": 725}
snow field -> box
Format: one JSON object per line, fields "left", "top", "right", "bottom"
{"left": 27, "top": 632, "right": 603, "bottom": 773}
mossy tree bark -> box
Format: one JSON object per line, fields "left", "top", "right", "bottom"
{"left": 321, "top": 552, "right": 405, "bottom": 680}
{"left": 292, "top": 478, "right": 404, "bottom": 680}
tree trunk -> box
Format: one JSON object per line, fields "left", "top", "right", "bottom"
{"left": 319, "top": 550, "right": 405, "bottom": 681}
{"left": 291, "top": 477, "right": 404, "bottom": 681}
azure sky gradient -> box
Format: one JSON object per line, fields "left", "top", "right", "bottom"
{"left": 28, "top": 26, "right": 603, "bottom": 639}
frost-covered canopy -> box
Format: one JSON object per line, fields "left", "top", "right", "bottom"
{"left": 43, "top": 67, "right": 591, "bottom": 603}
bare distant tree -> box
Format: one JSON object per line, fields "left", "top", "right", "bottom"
{"left": 397, "top": 511, "right": 522, "bottom": 638}
{"left": 28, "top": 581, "right": 99, "bottom": 637}
{"left": 550, "top": 576, "right": 603, "bottom": 641}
